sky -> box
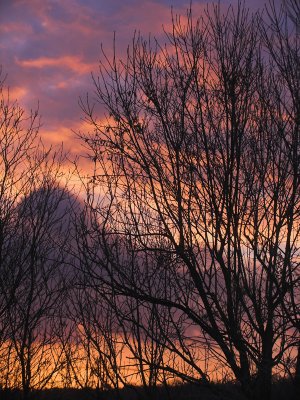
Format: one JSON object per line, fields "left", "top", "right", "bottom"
{"left": 0, "top": 0, "right": 276, "bottom": 158}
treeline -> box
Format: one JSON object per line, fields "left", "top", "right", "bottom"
{"left": 0, "top": 380, "right": 296, "bottom": 400}
{"left": 1, "top": 1, "right": 300, "bottom": 400}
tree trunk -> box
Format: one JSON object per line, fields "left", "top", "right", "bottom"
{"left": 253, "top": 332, "right": 273, "bottom": 400}
{"left": 294, "top": 343, "right": 300, "bottom": 397}
{"left": 22, "top": 385, "right": 31, "bottom": 400}
{"left": 254, "top": 362, "right": 272, "bottom": 400}
{"left": 239, "top": 332, "right": 273, "bottom": 400}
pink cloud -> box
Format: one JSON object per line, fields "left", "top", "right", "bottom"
{"left": 0, "top": 0, "right": 266, "bottom": 160}
{"left": 16, "top": 56, "right": 96, "bottom": 75}
{"left": 7, "top": 86, "right": 28, "bottom": 103}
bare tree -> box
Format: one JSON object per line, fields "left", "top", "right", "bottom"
{"left": 262, "top": 0, "right": 300, "bottom": 393}
{"left": 77, "top": 2, "right": 300, "bottom": 400}
{"left": 7, "top": 182, "right": 74, "bottom": 399}
{"left": 70, "top": 212, "right": 133, "bottom": 394}
{"left": 0, "top": 77, "right": 74, "bottom": 399}
{"left": 0, "top": 81, "right": 40, "bottom": 328}
{"left": 0, "top": 80, "right": 44, "bottom": 386}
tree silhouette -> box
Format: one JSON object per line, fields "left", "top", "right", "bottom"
{"left": 0, "top": 77, "right": 73, "bottom": 399}
{"left": 78, "top": 2, "right": 300, "bottom": 400}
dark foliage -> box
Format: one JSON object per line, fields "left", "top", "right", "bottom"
{"left": 1, "top": 380, "right": 299, "bottom": 400}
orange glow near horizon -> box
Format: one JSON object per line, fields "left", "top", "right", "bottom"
{"left": 0, "top": 337, "right": 231, "bottom": 390}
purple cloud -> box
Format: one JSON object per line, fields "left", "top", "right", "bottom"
{"left": 0, "top": 0, "right": 280, "bottom": 153}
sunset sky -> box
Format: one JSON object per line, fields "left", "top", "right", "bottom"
{"left": 0, "top": 0, "right": 273, "bottom": 157}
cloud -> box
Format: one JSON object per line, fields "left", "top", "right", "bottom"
{"left": 0, "top": 0, "right": 271, "bottom": 159}
{"left": 16, "top": 56, "right": 96, "bottom": 75}
{"left": 8, "top": 86, "right": 28, "bottom": 103}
